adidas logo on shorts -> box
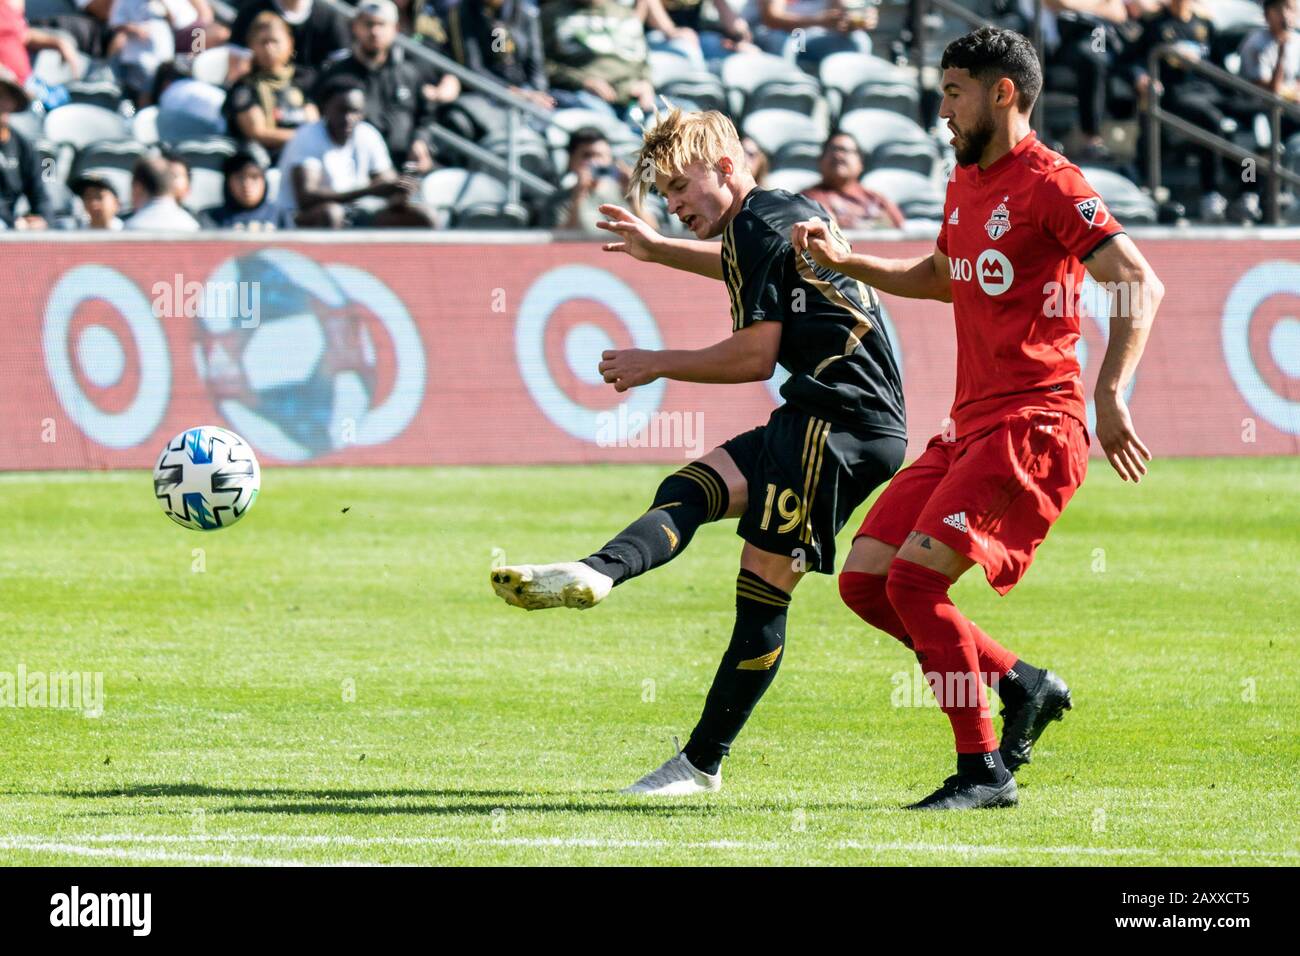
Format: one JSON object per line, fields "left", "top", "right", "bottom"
{"left": 942, "top": 511, "right": 969, "bottom": 533}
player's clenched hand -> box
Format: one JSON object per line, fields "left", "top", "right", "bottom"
{"left": 599, "top": 349, "right": 660, "bottom": 393}
{"left": 597, "top": 204, "right": 663, "bottom": 262}
{"left": 1094, "top": 391, "right": 1151, "bottom": 483}
{"left": 790, "top": 217, "right": 847, "bottom": 270}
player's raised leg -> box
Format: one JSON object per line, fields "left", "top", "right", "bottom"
{"left": 489, "top": 446, "right": 747, "bottom": 611}
{"left": 622, "top": 542, "right": 801, "bottom": 795}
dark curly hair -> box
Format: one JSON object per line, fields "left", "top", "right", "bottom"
{"left": 940, "top": 26, "right": 1042, "bottom": 113}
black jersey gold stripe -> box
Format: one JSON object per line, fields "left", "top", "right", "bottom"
{"left": 800, "top": 419, "right": 831, "bottom": 544}
{"left": 803, "top": 420, "right": 832, "bottom": 544}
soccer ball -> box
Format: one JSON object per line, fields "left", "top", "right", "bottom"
{"left": 153, "top": 426, "right": 261, "bottom": 531}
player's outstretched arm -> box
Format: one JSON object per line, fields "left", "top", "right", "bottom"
{"left": 598, "top": 322, "right": 782, "bottom": 392}
{"left": 790, "top": 216, "right": 952, "bottom": 302}
{"left": 1084, "top": 234, "right": 1165, "bottom": 483}
{"left": 597, "top": 204, "right": 724, "bottom": 280}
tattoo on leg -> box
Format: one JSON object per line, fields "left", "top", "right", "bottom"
{"left": 906, "top": 531, "right": 934, "bottom": 551}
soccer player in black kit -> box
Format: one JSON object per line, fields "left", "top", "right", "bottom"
{"left": 490, "top": 108, "right": 907, "bottom": 794}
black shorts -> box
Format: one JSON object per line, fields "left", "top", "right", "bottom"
{"left": 721, "top": 405, "right": 906, "bottom": 574}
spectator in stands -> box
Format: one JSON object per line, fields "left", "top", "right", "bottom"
{"left": 125, "top": 154, "right": 200, "bottom": 230}
{"left": 25, "top": 0, "right": 111, "bottom": 62}
{"left": 1240, "top": 0, "right": 1300, "bottom": 101}
{"left": 746, "top": 1, "right": 876, "bottom": 59}
{"left": 1125, "top": 0, "right": 1232, "bottom": 220}
{"left": 70, "top": 171, "right": 124, "bottom": 229}
{"left": 452, "top": 0, "right": 552, "bottom": 109}
{"left": 314, "top": 0, "right": 455, "bottom": 175}
{"left": 167, "top": 0, "right": 229, "bottom": 58}
{"left": 224, "top": 12, "right": 318, "bottom": 162}
{"left": 0, "top": 65, "right": 49, "bottom": 229}
{"left": 742, "top": 134, "right": 769, "bottom": 187}
{"left": 231, "top": 0, "right": 351, "bottom": 71}
{"left": 107, "top": 0, "right": 177, "bottom": 99}
{"left": 802, "top": 131, "right": 903, "bottom": 229}
{"left": 544, "top": 125, "right": 647, "bottom": 232}
{"left": 208, "top": 143, "right": 280, "bottom": 229}
{"left": 1025, "top": 0, "right": 1128, "bottom": 162}
{"left": 649, "top": 0, "right": 757, "bottom": 62}
{"left": 154, "top": 57, "right": 231, "bottom": 124}
{"left": 277, "top": 76, "right": 435, "bottom": 228}
{"left": 2, "top": 0, "right": 85, "bottom": 101}
{"left": 396, "top": 0, "right": 456, "bottom": 54}
{"left": 541, "top": 0, "right": 655, "bottom": 120}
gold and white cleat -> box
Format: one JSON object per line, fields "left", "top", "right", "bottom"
{"left": 489, "top": 561, "right": 614, "bottom": 611}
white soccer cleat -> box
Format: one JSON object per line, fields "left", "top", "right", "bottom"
{"left": 621, "top": 749, "right": 721, "bottom": 796}
{"left": 489, "top": 561, "right": 614, "bottom": 611}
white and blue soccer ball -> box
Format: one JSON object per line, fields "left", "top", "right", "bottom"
{"left": 153, "top": 425, "right": 261, "bottom": 531}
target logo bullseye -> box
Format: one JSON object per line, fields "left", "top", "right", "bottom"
{"left": 1222, "top": 262, "right": 1300, "bottom": 435}
{"left": 43, "top": 265, "right": 171, "bottom": 449}
{"left": 516, "top": 265, "right": 665, "bottom": 443}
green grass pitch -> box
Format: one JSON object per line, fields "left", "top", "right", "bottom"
{"left": 0, "top": 456, "right": 1296, "bottom": 866}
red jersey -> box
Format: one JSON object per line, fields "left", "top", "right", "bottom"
{"left": 936, "top": 131, "right": 1124, "bottom": 438}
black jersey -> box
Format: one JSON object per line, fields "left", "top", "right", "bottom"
{"left": 720, "top": 188, "right": 906, "bottom": 439}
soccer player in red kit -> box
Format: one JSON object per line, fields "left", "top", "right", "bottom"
{"left": 792, "top": 26, "right": 1165, "bottom": 809}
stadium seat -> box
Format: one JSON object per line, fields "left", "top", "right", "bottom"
{"left": 861, "top": 168, "right": 945, "bottom": 221}
{"left": 838, "top": 108, "right": 938, "bottom": 175}
{"left": 72, "top": 140, "right": 148, "bottom": 176}
{"left": 264, "top": 167, "right": 281, "bottom": 205}
{"left": 742, "top": 109, "right": 827, "bottom": 160}
{"left": 132, "top": 105, "right": 161, "bottom": 145}
{"left": 721, "top": 52, "right": 825, "bottom": 120}
{"left": 658, "top": 74, "right": 729, "bottom": 115}
{"left": 650, "top": 50, "right": 698, "bottom": 88}
{"left": 65, "top": 79, "right": 125, "bottom": 111}
{"left": 455, "top": 201, "right": 532, "bottom": 229}
{"left": 42, "top": 103, "right": 129, "bottom": 151}
{"left": 421, "top": 168, "right": 509, "bottom": 222}
{"left": 764, "top": 168, "right": 822, "bottom": 195}
{"left": 187, "top": 168, "right": 227, "bottom": 212}
{"left": 474, "top": 131, "right": 555, "bottom": 185}
{"left": 771, "top": 140, "right": 824, "bottom": 172}
{"left": 820, "top": 51, "right": 912, "bottom": 93}
{"left": 191, "top": 46, "right": 243, "bottom": 87}
{"left": 172, "top": 137, "right": 238, "bottom": 173}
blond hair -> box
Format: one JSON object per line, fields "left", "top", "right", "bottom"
{"left": 630, "top": 107, "right": 746, "bottom": 212}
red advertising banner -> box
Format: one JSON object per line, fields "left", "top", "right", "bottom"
{"left": 0, "top": 235, "right": 1296, "bottom": 471}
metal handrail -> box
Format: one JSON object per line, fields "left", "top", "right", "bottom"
{"left": 317, "top": 0, "right": 558, "bottom": 205}
{"left": 1147, "top": 42, "right": 1300, "bottom": 224}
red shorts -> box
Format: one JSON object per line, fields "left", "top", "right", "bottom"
{"left": 857, "top": 409, "right": 1089, "bottom": 595}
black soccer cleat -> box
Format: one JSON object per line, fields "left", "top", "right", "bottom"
{"left": 904, "top": 773, "right": 1018, "bottom": 811}
{"left": 999, "top": 669, "right": 1072, "bottom": 773}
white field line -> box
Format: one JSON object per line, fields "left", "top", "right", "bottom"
{"left": 0, "top": 838, "right": 321, "bottom": 867}
{"left": 3, "top": 833, "right": 1297, "bottom": 861}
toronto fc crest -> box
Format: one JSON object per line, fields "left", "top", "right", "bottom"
{"left": 985, "top": 199, "right": 1012, "bottom": 240}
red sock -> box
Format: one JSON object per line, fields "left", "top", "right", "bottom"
{"left": 839, "top": 570, "right": 1019, "bottom": 678}
{"left": 885, "top": 558, "right": 997, "bottom": 753}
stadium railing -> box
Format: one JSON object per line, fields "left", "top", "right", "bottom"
{"left": 1146, "top": 42, "right": 1300, "bottom": 225}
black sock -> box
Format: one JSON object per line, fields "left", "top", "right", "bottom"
{"left": 996, "top": 659, "right": 1046, "bottom": 709}
{"left": 957, "top": 749, "right": 1011, "bottom": 784}
{"left": 682, "top": 570, "right": 791, "bottom": 775}
{"left": 580, "top": 462, "right": 728, "bottom": 585}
